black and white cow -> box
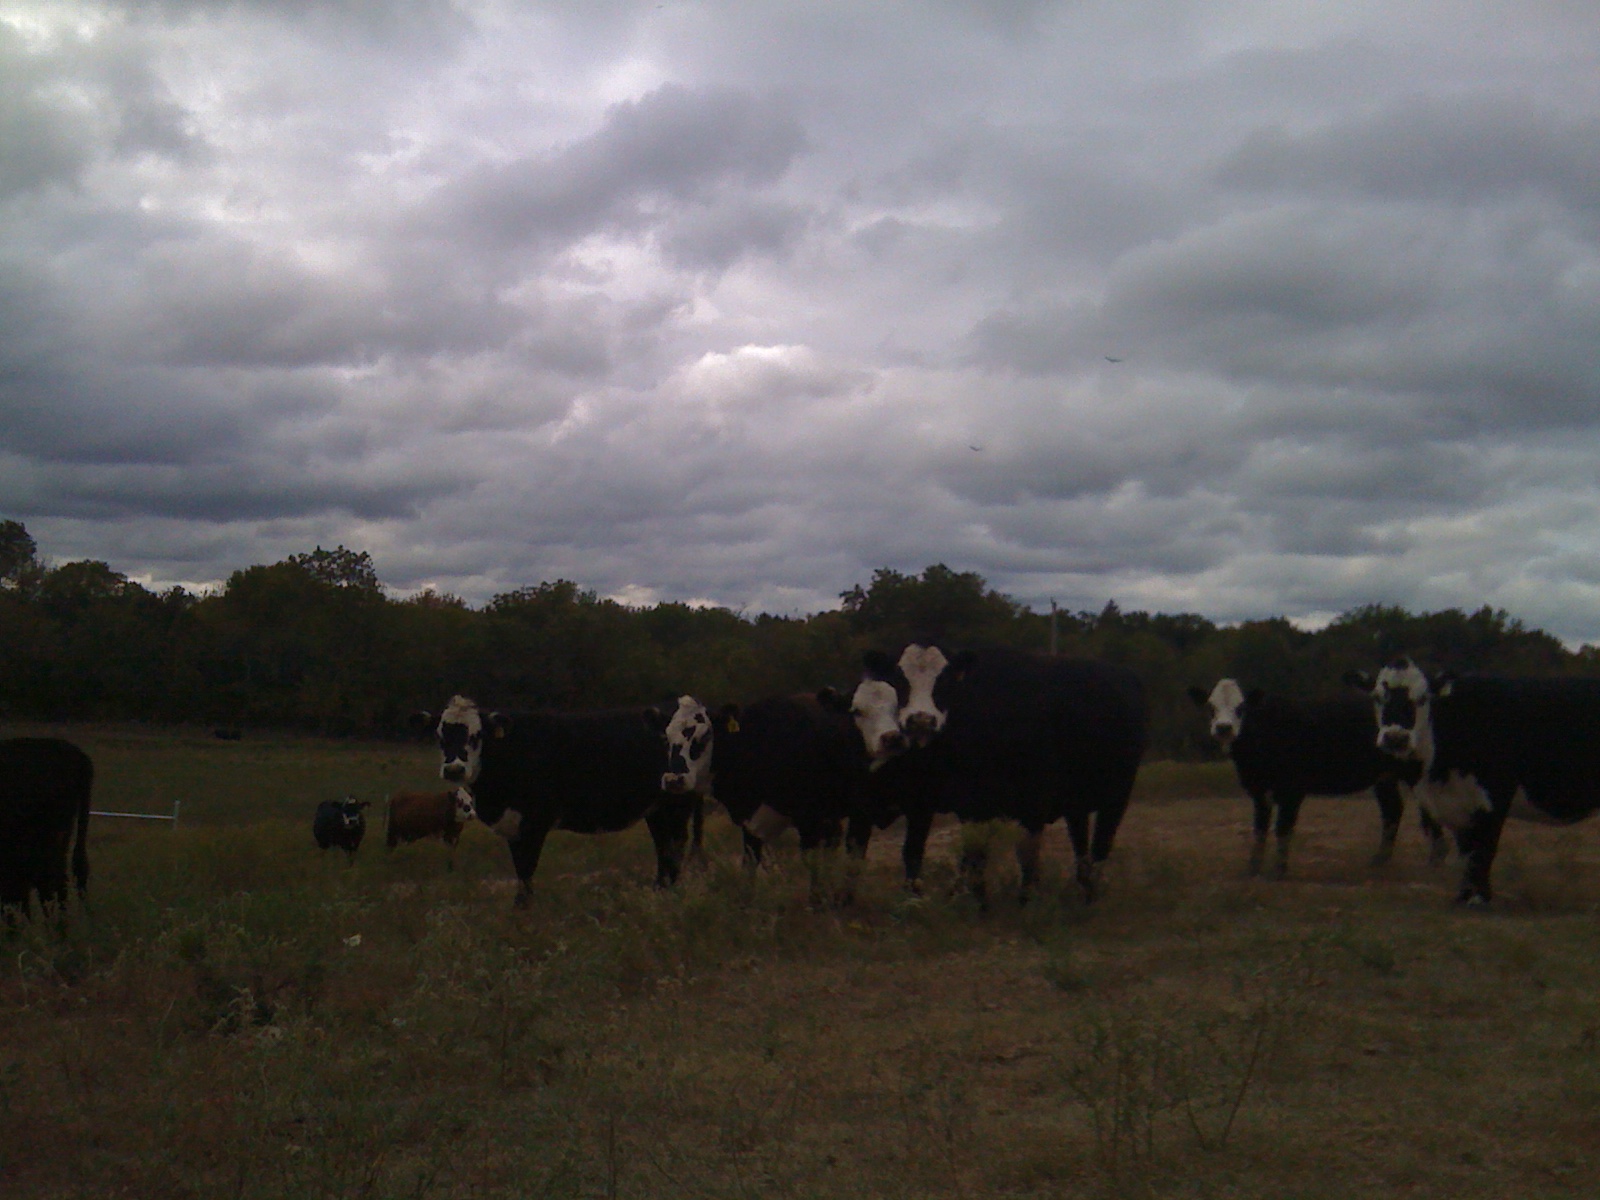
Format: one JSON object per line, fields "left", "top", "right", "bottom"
{"left": 313, "top": 795, "right": 370, "bottom": 864}
{"left": 1186, "top": 679, "right": 1439, "bottom": 877}
{"left": 1347, "top": 657, "right": 1600, "bottom": 905}
{"left": 419, "top": 695, "right": 697, "bottom": 905}
{"left": 656, "top": 693, "right": 889, "bottom": 897}
{"left": 829, "top": 643, "right": 1147, "bottom": 903}
{"left": 0, "top": 737, "right": 93, "bottom": 919}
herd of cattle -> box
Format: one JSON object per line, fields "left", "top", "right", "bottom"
{"left": 5, "top": 645, "right": 1600, "bottom": 919}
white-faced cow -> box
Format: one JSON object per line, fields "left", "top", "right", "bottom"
{"left": 313, "top": 796, "right": 370, "bottom": 864}
{"left": 1186, "top": 679, "right": 1439, "bottom": 877}
{"left": 0, "top": 737, "right": 93, "bottom": 920}
{"left": 1347, "top": 657, "right": 1600, "bottom": 905}
{"left": 654, "top": 693, "right": 889, "bottom": 900}
{"left": 418, "top": 695, "right": 697, "bottom": 905}
{"left": 828, "top": 643, "right": 1147, "bottom": 903}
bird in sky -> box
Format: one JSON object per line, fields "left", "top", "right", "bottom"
{"left": 1104, "top": 355, "right": 1125, "bottom": 363}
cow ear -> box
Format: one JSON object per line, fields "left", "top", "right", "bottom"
{"left": 408, "top": 710, "right": 434, "bottom": 732}
{"left": 1436, "top": 671, "right": 1456, "bottom": 697}
{"left": 642, "top": 705, "right": 672, "bottom": 733}
{"left": 816, "top": 687, "right": 850, "bottom": 713}
{"left": 1342, "top": 669, "right": 1373, "bottom": 691}
{"left": 862, "top": 649, "right": 895, "bottom": 677}
{"left": 487, "top": 711, "right": 511, "bottom": 738}
{"left": 1186, "top": 686, "right": 1209, "bottom": 706}
{"left": 718, "top": 703, "right": 742, "bottom": 734}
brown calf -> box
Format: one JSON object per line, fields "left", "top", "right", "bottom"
{"left": 385, "top": 788, "right": 476, "bottom": 867}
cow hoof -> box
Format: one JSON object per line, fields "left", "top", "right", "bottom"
{"left": 1455, "top": 892, "right": 1490, "bottom": 908}
{"left": 513, "top": 891, "right": 531, "bottom": 910}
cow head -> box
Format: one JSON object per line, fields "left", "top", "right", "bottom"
{"left": 452, "top": 787, "right": 478, "bottom": 824}
{"left": 819, "top": 677, "right": 907, "bottom": 767}
{"left": 339, "top": 796, "right": 370, "bottom": 829}
{"left": 431, "top": 695, "right": 506, "bottom": 784}
{"left": 1346, "top": 657, "right": 1438, "bottom": 764}
{"left": 1187, "top": 678, "right": 1259, "bottom": 752}
{"left": 852, "top": 642, "right": 976, "bottom": 751}
{"left": 653, "top": 695, "right": 715, "bottom": 796}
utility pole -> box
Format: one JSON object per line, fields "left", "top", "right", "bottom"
{"left": 1049, "top": 599, "right": 1059, "bottom": 656}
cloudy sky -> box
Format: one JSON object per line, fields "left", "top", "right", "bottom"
{"left": 4, "top": 2, "right": 1600, "bottom": 639}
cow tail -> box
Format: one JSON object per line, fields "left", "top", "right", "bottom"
{"left": 384, "top": 794, "right": 396, "bottom": 850}
{"left": 72, "top": 756, "right": 94, "bottom": 898}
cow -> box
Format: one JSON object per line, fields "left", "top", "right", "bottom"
{"left": 654, "top": 693, "right": 889, "bottom": 901}
{"left": 1186, "top": 679, "right": 1440, "bottom": 877}
{"left": 0, "top": 737, "right": 93, "bottom": 920}
{"left": 827, "top": 643, "right": 1147, "bottom": 904}
{"left": 313, "top": 796, "right": 370, "bottom": 864}
{"left": 384, "top": 788, "right": 476, "bottom": 868}
{"left": 1347, "top": 657, "right": 1600, "bottom": 905}
{"left": 417, "top": 695, "right": 697, "bottom": 905}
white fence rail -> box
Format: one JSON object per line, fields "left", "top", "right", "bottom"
{"left": 91, "top": 800, "right": 181, "bottom": 824}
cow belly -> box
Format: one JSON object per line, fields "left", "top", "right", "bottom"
{"left": 1414, "top": 771, "right": 1492, "bottom": 831}
{"left": 1509, "top": 787, "right": 1593, "bottom": 826}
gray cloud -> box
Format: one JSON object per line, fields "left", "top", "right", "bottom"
{"left": 5, "top": 1, "right": 1600, "bottom": 641}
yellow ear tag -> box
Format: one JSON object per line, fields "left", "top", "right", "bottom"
{"left": 725, "top": 717, "right": 740, "bottom": 733}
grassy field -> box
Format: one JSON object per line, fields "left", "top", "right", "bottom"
{"left": 3, "top": 724, "right": 1600, "bottom": 1199}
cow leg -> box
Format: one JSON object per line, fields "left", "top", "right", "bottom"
{"left": 646, "top": 804, "right": 693, "bottom": 888}
{"left": 1421, "top": 807, "right": 1450, "bottom": 866}
{"left": 1371, "top": 781, "right": 1402, "bottom": 866}
{"left": 506, "top": 823, "right": 554, "bottom": 908}
{"left": 1064, "top": 810, "right": 1098, "bottom": 902}
{"left": 901, "top": 808, "right": 935, "bottom": 895}
{"left": 958, "top": 822, "right": 989, "bottom": 909}
{"left": 688, "top": 795, "right": 706, "bottom": 866}
{"left": 1014, "top": 823, "right": 1044, "bottom": 902}
{"left": 741, "top": 828, "right": 766, "bottom": 869}
{"left": 838, "top": 814, "right": 873, "bottom": 906}
{"left": 797, "top": 819, "right": 841, "bottom": 907}
{"left": 1247, "top": 790, "right": 1272, "bottom": 876}
{"left": 1454, "top": 805, "right": 1510, "bottom": 906}
{"left": 1271, "top": 792, "right": 1305, "bottom": 879}
{"left": 1084, "top": 794, "right": 1130, "bottom": 900}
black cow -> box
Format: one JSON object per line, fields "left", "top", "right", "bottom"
{"left": 1348, "top": 657, "right": 1600, "bottom": 905}
{"left": 655, "top": 694, "right": 892, "bottom": 900}
{"left": 418, "top": 695, "right": 697, "bottom": 905}
{"left": 828, "top": 643, "right": 1147, "bottom": 903}
{"left": 1187, "top": 678, "right": 1440, "bottom": 877}
{"left": 313, "top": 796, "right": 370, "bottom": 864}
{"left": 0, "top": 737, "right": 93, "bottom": 919}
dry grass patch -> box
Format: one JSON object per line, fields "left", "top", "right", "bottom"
{"left": 4, "top": 731, "right": 1600, "bottom": 1197}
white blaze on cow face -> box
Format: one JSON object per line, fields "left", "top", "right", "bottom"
{"left": 453, "top": 787, "right": 477, "bottom": 823}
{"left": 1372, "top": 659, "right": 1434, "bottom": 766}
{"left": 848, "top": 678, "right": 907, "bottom": 767}
{"left": 661, "top": 695, "right": 714, "bottom": 796}
{"left": 437, "top": 695, "right": 485, "bottom": 784}
{"left": 897, "top": 644, "right": 950, "bottom": 746}
{"left": 1203, "top": 679, "right": 1247, "bottom": 751}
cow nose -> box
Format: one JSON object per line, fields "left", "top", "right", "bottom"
{"left": 1380, "top": 730, "right": 1411, "bottom": 754}
{"left": 661, "top": 774, "right": 688, "bottom": 794}
{"left": 1213, "top": 723, "right": 1235, "bottom": 743}
{"left": 880, "top": 730, "right": 908, "bottom": 755}
{"left": 442, "top": 763, "right": 466, "bottom": 782}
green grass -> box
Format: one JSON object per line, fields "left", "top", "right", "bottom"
{"left": 4, "top": 726, "right": 1600, "bottom": 1198}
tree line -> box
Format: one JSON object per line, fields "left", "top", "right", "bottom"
{"left": 1, "top": 519, "right": 1590, "bottom": 758}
